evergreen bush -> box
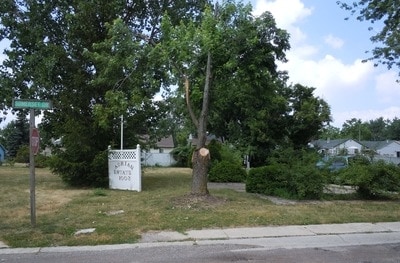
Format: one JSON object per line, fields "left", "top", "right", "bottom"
{"left": 14, "top": 145, "right": 29, "bottom": 163}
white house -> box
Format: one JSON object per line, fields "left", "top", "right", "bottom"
{"left": 310, "top": 139, "right": 363, "bottom": 156}
{"left": 360, "top": 140, "right": 400, "bottom": 158}
{"left": 142, "top": 135, "right": 177, "bottom": 166}
{"left": 311, "top": 139, "right": 400, "bottom": 165}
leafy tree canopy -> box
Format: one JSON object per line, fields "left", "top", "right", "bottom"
{"left": 0, "top": 0, "right": 208, "bottom": 186}
{"left": 337, "top": 0, "right": 400, "bottom": 78}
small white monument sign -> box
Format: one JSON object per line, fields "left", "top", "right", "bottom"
{"left": 108, "top": 144, "right": 142, "bottom": 191}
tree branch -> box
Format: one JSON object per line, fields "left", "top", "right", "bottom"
{"left": 184, "top": 75, "right": 199, "bottom": 129}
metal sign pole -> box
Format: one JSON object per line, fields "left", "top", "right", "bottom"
{"left": 12, "top": 99, "right": 52, "bottom": 228}
{"left": 29, "top": 109, "right": 36, "bottom": 227}
{"left": 120, "top": 115, "right": 123, "bottom": 150}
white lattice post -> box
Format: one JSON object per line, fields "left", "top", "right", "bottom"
{"left": 136, "top": 144, "right": 142, "bottom": 192}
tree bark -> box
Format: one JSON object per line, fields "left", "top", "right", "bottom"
{"left": 191, "top": 148, "right": 210, "bottom": 196}
{"left": 188, "top": 51, "right": 212, "bottom": 196}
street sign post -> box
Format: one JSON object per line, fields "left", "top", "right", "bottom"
{"left": 12, "top": 99, "right": 52, "bottom": 110}
{"left": 12, "top": 99, "right": 52, "bottom": 227}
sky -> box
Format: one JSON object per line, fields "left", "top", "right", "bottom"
{"left": 248, "top": 0, "right": 400, "bottom": 127}
{"left": 1, "top": 0, "right": 399, "bottom": 129}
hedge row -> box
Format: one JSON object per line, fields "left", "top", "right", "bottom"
{"left": 246, "top": 163, "right": 325, "bottom": 199}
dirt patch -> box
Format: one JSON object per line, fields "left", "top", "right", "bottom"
{"left": 171, "top": 194, "right": 227, "bottom": 210}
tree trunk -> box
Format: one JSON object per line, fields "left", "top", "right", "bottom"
{"left": 191, "top": 148, "right": 210, "bottom": 196}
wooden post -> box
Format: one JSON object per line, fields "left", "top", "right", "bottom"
{"left": 29, "top": 109, "right": 36, "bottom": 227}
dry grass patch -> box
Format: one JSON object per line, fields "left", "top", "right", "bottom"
{"left": 35, "top": 189, "right": 88, "bottom": 214}
{"left": 1, "top": 166, "right": 400, "bottom": 248}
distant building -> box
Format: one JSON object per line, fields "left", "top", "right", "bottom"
{"left": 141, "top": 135, "right": 177, "bottom": 166}
{"left": 310, "top": 139, "right": 400, "bottom": 165}
{"left": 0, "top": 144, "right": 6, "bottom": 162}
{"left": 310, "top": 139, "right": 362, "bottom": 156}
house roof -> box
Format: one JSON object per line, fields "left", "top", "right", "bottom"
{"left": 0, "top": 144, "right": 5, "bottom": 152}
{"left": 311, "top": 139, "right": 400, "bottom": 151}
{"left": 139, "top": 135, "right": 175, "bottom": 149}
{"left": 360, "top": 140, "right": 400, "bottom": 150}
{"left": 156, "top": 136, "right": 174, "bottom": 148}
{"left": 310, "top": 139, "right": 353, "bottom": 149}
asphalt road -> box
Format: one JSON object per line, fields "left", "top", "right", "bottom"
{"left": 2, "top": 231, "right": 400, "bottom": 263}
{"left": 1, "top": 243, "right": 400, "bottom": 263}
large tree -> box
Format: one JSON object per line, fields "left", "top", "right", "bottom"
{"left": 285, "top": 84, "right": 331, "bottom": 148}
{"left": 338, "top": 0, "right": 400, "bottom": 77}
{"left": 156, "top": 1, "right": 292, "bottom": 193}
{"left": 0, "top": 0, "right": 208, "bottom": 186}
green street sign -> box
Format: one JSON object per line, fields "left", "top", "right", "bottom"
{"left": 12, "top": 99, "right": 52, "bottom": 110}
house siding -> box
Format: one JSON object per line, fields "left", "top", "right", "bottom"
{"left": 377, "top": 142, "right": 400, "bottom": 157}
{"left": 0, "top": 145, "right": 6, "bottom": 162}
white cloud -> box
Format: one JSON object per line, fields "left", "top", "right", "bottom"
{"left": 280, "top": 52, "right": 374, "bottom": 96}
{"left": 252, "top": 0, "right": 313, "bottom": 44}
{"left": 253, "top": 0, "right": 312, "bottom": 28}
{"left": 324, "top": 34, "right": 344, "bottom": 49}
{"left": 375, "top": 70, "right": 400, "bottom": 104}
{"left": 334, "top": 107, "right": 400, "bottom": 128}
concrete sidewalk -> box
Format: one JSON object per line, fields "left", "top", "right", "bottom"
{"left": 139, "top": 222, "right": 400, "bottom": 243}
{"left": 1, "top": 222, "right": 400, "bottom": 254}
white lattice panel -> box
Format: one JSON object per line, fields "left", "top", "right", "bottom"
{"left": 109, "top": 150, "right": 137, "bottom": 160}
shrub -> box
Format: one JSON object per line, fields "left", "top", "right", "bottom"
{"left": 49, "top": 150, "right": 108, "bottom": 188}
{"left": 171, "top": 145, "right": 194, "bottom": 167}
{"left": 208, "top": 161, "right": 247, "bottom": 183}
{"left": 207, "top": 140, "right": 222, "bottom": 164}
{"left": 35, "top": 154, "right": 50, "bottom": 168}
{"left": 246, "top": 164, "right": 288, "bottom": 196}
{"left": 339, "top": 160, "right": 400, "bottom": 199}
{"left": 14, "top": 145, "right": 29, "bottom": 163}
{"left": 246, "top": 148, "right": 325, "bottom": 199}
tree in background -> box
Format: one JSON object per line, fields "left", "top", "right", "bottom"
{"left": 338, "top": 0, "right": 400, "bottom": 78}
{"left": 387, "top": 118, "right": 400, "bottom": 140}
{"left": 318, "top": 125, "right": 341, "bottom": 140}
{"left": 340, "top": 118, "right": 372, "bottom": 140}
{"left": 368, "top": 117, "right": 390, "bottom": 141}
{"left": 285, "top": 84, "right": 331, "bottom": 148}
{"left": 3, "top": 113, "right": 29, "bottom": 158}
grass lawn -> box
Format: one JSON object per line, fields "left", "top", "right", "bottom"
{"left": 1, "top": 166, "right": 400, "bottom": 248}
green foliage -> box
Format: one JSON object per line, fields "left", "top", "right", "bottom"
{"left": 4, "top": 115, "right": 29, "bottom": 158}
{"left": 338, "top": 0, "right": 400, "bottom": 78}
{"left": 247, "top": 148, "right": 325, "bottom": 199}
{"left": 0, "top": 0, "right": 207, "bottom": 188}
{"left": 285, "top": 84, "right": 331, "bottom": 147}
{"left": 35, "top": 154, "right": 50, "bottom": 168}
{"left": 171, "top": 145, "right": 194, "bottom": 167}
{"left": 208, "top": 161, "right": 247, "bottom": 183}
{"left": 207, "top": 140, "right": 222, "bottom": 164}
{"left": 14, "top": 145, "right": 29, "bottom": 163}
{"left": 219, "top": 144, "right": 243, "bottom": 165}
{"left": 339, "top": 160, "right": 400, "bottom": 199}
